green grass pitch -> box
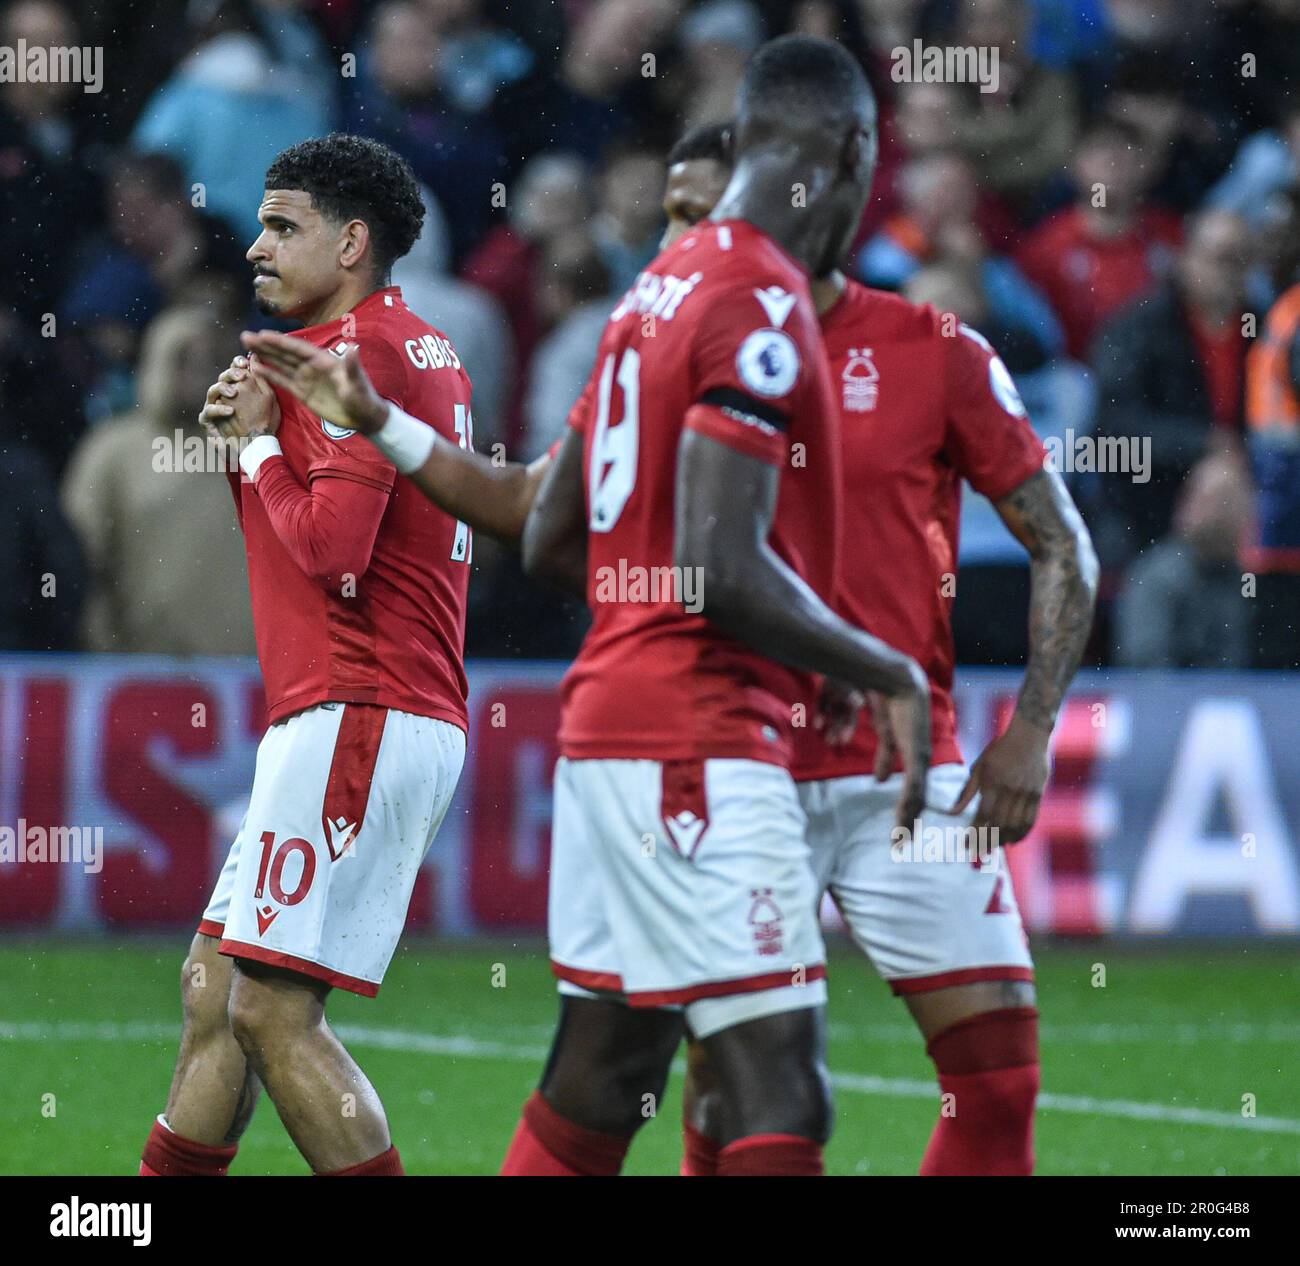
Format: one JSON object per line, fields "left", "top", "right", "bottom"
{"left": 1, "top": 938, "right": 1295, "bottom": 1175}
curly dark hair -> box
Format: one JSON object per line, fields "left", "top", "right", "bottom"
{"left": 264, "top": 134, "right": 425, "bottom": 278}
{"left": 667, "top": 120, "right": 732, "bottom": 169}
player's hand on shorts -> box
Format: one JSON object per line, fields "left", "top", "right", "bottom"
{"left": 885, "top": 662, "right": 931, "bottom": 833}
{"left": 949, "top": 712, "right": 1051, "bottom": 844}
{"left": 814, "top": 677, "right": 863, "bottom": 746}
{"left": 865, "top": 690, "right": 896, "bottom": 780}
{"left": 199, "top": 356, "right": 280, "bottom": 440}
{"left": 239, "top": 330, "right": 388, "bottom": 435}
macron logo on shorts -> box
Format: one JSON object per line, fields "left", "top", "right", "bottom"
{"left": 664, "top": 811, "right": 706, "bottom": 859}
{"left": 324, "top": 816, "right": 359, "bottom": 861}
{"left": 661, "top": 760, "right": 710, "bottom": 860}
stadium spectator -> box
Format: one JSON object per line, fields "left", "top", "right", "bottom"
{"left": 859, "top": 151, "right": 1063, "bottom": 362}
{"left": 0, "top": 0, "right": 1294, "bottom": 672}
{"left": 0, "top": 378, "right": 85, "bottom": 652}
{"left": 57, "top": 152, "right": 248, "bottom": 432}
{"left": 1016, "top": 117, "right": 1183, "bottom": 360}
{"left": 431, "top": 0, "right": 537, "bottom": 119}
{"left": 60, "top": 307, "right": 255, "bottom": 656}
{"left": 345, "top": 0, "right": 506, "bottom": 264}
{"left": 555, "top": 0, "right": 684, "bottom": 159}
{"left": 1104, "top": 51, "right": 1236, "bottom": 215}
{"left": 393, "top": 201, "right": 513, "bottom": 454}
{"left": 1252, "top": 183, "right": 1300, "bottom": 312}
{"left": 943, "top": 0, "right": 1079, "bottom": 209}
{"left": 462, "top": 152, "right": 592, "bottom": 451}
{"left": 0, "top": 0, "right": 100, "bottom": 323}
{"left": 1243, "top": 270, "right": 1300, "bottom": 669}
{"left": 64, "top": 152, "right": 247, "bottom": 327}
{"left": 1114, "top": 452, "right": 1252, "bottom": 669}
{"left": 855, "top": 0, "right": 924, "bottom": 56}
{"left": 132, "top": 0, "right": 336, "bottom": 240}
{"left": 0, "top": 307, "right": 84, "bottom": 477}
{"left": 523, "top": 230, "right": 614, "bottom": 460}
{"left": 592, "top": 144, "right": 667, "bottom": 294}
{"left": 1087, "top": 210, "right": 1253, "bottom": 571}
{"left": 1218, "top": 0, "right": 1300, "bottom": 137}
{"left": 1206, "top": 93, "right": 1300, "bottom": 230}
{"left": 676, "top": 0, "right": 765, "bottom": 129}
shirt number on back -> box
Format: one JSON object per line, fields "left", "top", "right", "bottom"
{"left": 451, "top": 402, "right": 474, "bottom": 563}
{"left": 589, "top": 348, "right": 640, "bottom": 533}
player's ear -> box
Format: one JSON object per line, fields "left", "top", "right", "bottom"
{"left": 839, "top": 124, "right": 876, "bottom": 185}
{"left": 339, "top": 219, "right": 370, "bottom": 271}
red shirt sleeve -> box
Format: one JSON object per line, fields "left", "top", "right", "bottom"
{"left": 684, "top": 285, "right": 810, "bottom": 466}
{"left": 942, "top": 322, "right": 1047, "bottom": 502}
{"left": 224, "top": 469, "right": 244, "bottom": 529}
{"left": 250, "top": 457, "right": 391, "bottom": 589}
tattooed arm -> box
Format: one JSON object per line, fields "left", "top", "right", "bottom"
{"left": 999, "top": 467, "right": 1099, "bottom": 730}
{"left": 950, "top": 467, "right": 1098, "bottom": 841}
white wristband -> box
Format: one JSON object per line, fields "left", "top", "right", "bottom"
{"left": 238, "top": 435, "right": 283, "bottom": 481}
{"left": 372, "top": 403, "right": 437, "bottom": 474}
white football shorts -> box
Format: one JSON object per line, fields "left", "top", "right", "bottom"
{"left": 200, "top": 702, "right": 464, "bottom": 996}
{"left": 799, "top": 763, "right": 1034, "bottom": 995}
{"left": 548, "top": 756, "right": 828, "bottom": 1037}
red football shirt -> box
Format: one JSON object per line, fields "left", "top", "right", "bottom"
{"left": 1189, "top": 313, "right": 1245, "bottom": 431}
{"left": 559, "top": 219, "right": 841, "bottom": 766}
{"left": 790, "top": 280, "right": 1046, "bottom": 780}
{"left": 1016, "top": 206, "right": 1183, "bottom": 359}
{"left": 238, "top": 286, "right": 473, "bottom": 728}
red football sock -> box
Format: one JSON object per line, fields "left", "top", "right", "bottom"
{"left": 319, "top": 1145, "right": 404, "bottom": 1176}
{"left": 139, "top": 1117, "right": 237, "bottom": 1176}
{"left": 500, "top": 1091, "right": 632, "bottom": 1176}
{"left": 920, "top": 1006, "right": 1039, "bottom": 1176}
{"left": 717, "top": 1133, "right": 823, "bottom": 1176}
{"left": 681, "top": 1121, "right": 721, "bottom": 1176}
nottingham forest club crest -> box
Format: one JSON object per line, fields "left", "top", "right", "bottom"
{"left": 842, "top": 347, "right": 879, "bottom": 413}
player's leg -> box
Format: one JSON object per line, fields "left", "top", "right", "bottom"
{"left": 827, "top": 764, "right": 1039, "bottom": 1175}
{"left": 678, "top": 775, "right": 841, "bottom": 1176}
{"left": 666, "top": 759, "right": 831, "bottom": 1175}
{"left": 905, "top": 979, "right": 1039, "bottom": 1177}
{"left": 226, "top": 959, "right": 399, "bottom": 1173}
{"left": 166, "top": 934, "right": 261, "bottom": 1141}
{"left": 509, "top": 756, "right": 830, "bottom": 1176}
{"left": 501, "top": 991, "right": 684, "bottom": 1175}
{"left": 502, "top": 758, "right": 674, "bottom": 1175}
{"left": 217, "top": 704, "right": 465, "bottom": 1174}
{"left": 680, "top": 1029, "right": 724, "bottom": 1175}
{"left": 140, "top": 832, "right": 262, "bottom": 1176}
{"left": 692, "top": 998, "right": 832, "bottom": 1176}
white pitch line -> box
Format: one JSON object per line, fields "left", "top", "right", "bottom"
{"left": 3, "top": 1018, "right": 1297, "bottom": 1138}
{"left": 829, "top": 1071, "right": 1300, "bottom": 1136}
{"left": 827, "top": 1021, "right": 1300, "bottom": 1045}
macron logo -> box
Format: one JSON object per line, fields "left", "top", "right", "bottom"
{"left": 325, "top": 816, "right": 358, "bottom": 862}
{"left": 50, "top": 1198, "right": 151, "bottom": 1247}
{"left": 663, "top": 811, "right": 706, "bottom": 859}
{"left": 754, "top": 286, "right": 796, "bottom": 329}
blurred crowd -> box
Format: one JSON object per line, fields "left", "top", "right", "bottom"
{"left": 3, "top": 0, "right": 1300, "bottom": 669}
